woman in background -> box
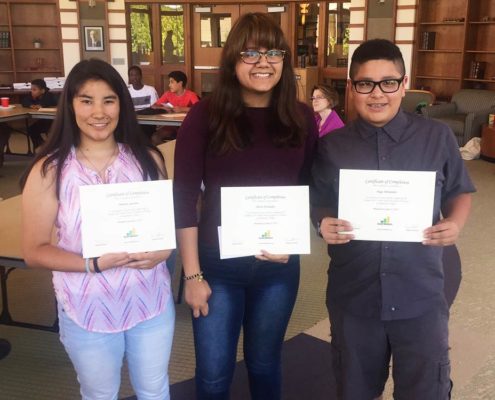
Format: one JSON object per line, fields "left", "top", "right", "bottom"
{"left": 174, "top": 13, "right": 318, "bottom": 400}
{"left": 21, "top": 59, "right": 175, "bottom": 400}
{"left": 311, "top": 84, "right": 344, "bottom": 137}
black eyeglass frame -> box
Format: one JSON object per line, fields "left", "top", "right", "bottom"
{"left": 239, "top": 49, "right": 286, "bottom": 64}
{"left": 351, "top": 76, "right": 405, "bottom": 94}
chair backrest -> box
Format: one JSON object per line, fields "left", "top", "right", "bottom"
{"left": 401, "top": 90, "right": 435, "bottom": 113}
{"left": 157, "top": 139, "right": 176, "bottom": 179}
{"left": 452, "top": 89, "right": 495, "bottom": 114}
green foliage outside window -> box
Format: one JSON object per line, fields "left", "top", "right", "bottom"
{"left": 130, "top": 5, "right": 152, "bottom": 55}
{"left": 161, "top": 5, "right": 184, "bottom": 60}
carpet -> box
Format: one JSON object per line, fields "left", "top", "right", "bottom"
{"left": 123, "top": 333, "right": 336, "bottom": 400}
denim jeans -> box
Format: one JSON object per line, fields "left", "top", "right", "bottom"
{"left": 194, "top": 247, "right": 300, "bottom": 400}
{"left": 58, "top": 294, "right": 175, "bottom": 400}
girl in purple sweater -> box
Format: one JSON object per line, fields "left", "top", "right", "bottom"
{"left": 174, "top": 13, "right": 318, "bottom": 400}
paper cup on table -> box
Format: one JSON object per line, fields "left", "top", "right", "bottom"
{"left": 0, "top": 97, "right": 9, "bottom": 107}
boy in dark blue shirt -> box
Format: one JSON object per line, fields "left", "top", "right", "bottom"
{"left": 311, "top": 39, "right": 475, "bottom": 399}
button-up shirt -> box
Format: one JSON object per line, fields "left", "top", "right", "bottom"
{"left": 311, "top": 110, "right": 475, "bottom": 320}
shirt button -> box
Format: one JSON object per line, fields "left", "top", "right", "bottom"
{"left": 390, "top": 307, "right": 396, "bottom": 311}
{"left": 381, "top": 272, "right": 387, "bottom": 277}
{"left": 384, "top": 245, "right": 389, "bottom": 250}
{"left": 381, "top": 156, "right": 387, "bottom": 161}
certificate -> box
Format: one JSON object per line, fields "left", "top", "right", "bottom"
{"left": 79, "top": 180, "right": 176, "bottom": 258}
{"left": 338, "top": 169, "right": 436, "bottom": 242}
{"left": 220, "top": 186, "right": 310, "bottom": 258}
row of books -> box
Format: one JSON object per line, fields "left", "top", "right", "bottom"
{"left": 0, "top": 31, "right": 10, "bottom": 49}
{"left": 469, "top": 61, "right": 487, "bottom": 80}
{"left": 421, "top": 31, "right": 436, "bottom": 50}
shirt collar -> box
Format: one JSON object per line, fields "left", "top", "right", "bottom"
{"left": 355, "top": 109, "right": 408, "bottom": 142}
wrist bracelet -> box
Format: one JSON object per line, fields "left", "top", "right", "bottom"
{"left": 183, "top": 271, "right": 204, "bottom": 282}
{"left": 92, "top": 257, "right": 102, "bottom": 273}
{"left": 84, "top": 258, "right": 91, "bottom": 273}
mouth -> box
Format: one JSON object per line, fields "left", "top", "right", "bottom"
{"left": 367, "top": 103, "right": 388, "bottom": 110}
{"left": 89, "top": 122, "right": 109, "bottom": 128}
{"left": 251, "top": 72, "right": 272, "bottom": 79}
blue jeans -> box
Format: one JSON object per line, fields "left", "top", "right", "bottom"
{"left": 194, "top": 247, "right": 300, "bottom": 400}
{"left": 58, "top": 295, "right": 175, "bottom": 400}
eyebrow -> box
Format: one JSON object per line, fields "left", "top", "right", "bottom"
{"left": 75, "top": 94, "right": 118, "bottom": 100}
{"left": 354, "top": 76, "right": 402, "bottom": 81}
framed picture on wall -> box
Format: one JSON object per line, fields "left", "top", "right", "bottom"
{"left": 84, "top": 26, "right": 104, "bottom": 51}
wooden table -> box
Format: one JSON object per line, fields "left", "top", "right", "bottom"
{"left": 0, "top": 195, "right": 58, "bottom": 332}
{"left": 481, "top": 124, "right": 495, "bottom": 162}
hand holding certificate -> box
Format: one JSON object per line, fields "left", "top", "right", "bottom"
{"left": 79, "top": 180, "right": 176, "bottom": 258}
{"left": 338, "top": 169, "right": 436, "bottom": 242}
{"left": 220, "top": 186, "right": 310, "bottom": 258}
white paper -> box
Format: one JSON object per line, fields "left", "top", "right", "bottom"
{"left": 338, "top": 169, "right": 436, "bottom": 242}
{"left": 80, "top": 180, "right": 176, "bottom": 258}
{"left": 220, "top": 186, "right": 310, "bottom": 258}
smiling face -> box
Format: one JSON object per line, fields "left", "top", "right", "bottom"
{"left": 128, "top": 68, "right": 142, "bottom": 88}
{"left": 235, "top": 45, "right": 283, "bottom": 107}
{"left": 349, "top": 59, "right": 407, "bottom": 127}
{"left": 73, "top": 79, "right": 120, "bottom": 146}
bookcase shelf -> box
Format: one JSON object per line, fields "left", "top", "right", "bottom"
{"left": 0, "top": 0, "right": 63, "bottom": 87}
{"left": 413, "top": 0, "right": 495, "bottom": 98}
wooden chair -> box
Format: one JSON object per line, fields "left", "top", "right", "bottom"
{"left": 157, "top": 140, "right": 186, "bottom": 303}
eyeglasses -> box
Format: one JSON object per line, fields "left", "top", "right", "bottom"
{"left": 311, "top": 96, "right": 327, "bottom": 101}
{"left": 240, "top": 49, "right": 286, "bottom": 64}
{"left": 352, "top": 77, "right": 405, "bottom": 94}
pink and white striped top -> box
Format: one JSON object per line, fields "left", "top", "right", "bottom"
{"left": 53, "top": 143, "right": 171, "bottom": 333}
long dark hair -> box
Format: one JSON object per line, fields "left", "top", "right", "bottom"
{"left": 20, "top": 58, "right": 164, "bottom": 196}
{"left": 208, "top": 12, "right": 306, "bottom": 154}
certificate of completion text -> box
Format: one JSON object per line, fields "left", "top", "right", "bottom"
{"left": 220, "top": 186, "right": 310, "bottom": 258}
{"left": 338, "top": 170, "right": 436, "bottom": 242}
{"left": 80, "top": 180, "right": 176, "bottom": 258}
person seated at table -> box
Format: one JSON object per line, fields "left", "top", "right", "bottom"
{"left": 128, "top": 65, "right": 159, "bottom": 111}
{"left": 152, "top": 71, "right": 199, "bottom": 113}
{"left": 311, "top": 84, "right": 344, "bottom": 138}
{"left": 128, "top": 65, "right": 159, "bottom": 140}
{"left": 21, "top": 79, "right": 58, "bottom": 149}
{"left": 151, "top": 71, "right": 199, "bottom": 144}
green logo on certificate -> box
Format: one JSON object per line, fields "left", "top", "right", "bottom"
{"left": 259, "top": 230, "right": 273, "bottom": 239}
{"left": 124, "top": 228, "right": 139, "bottom": 238}
{"left": 377, "top": 216, "right": 392, "bottom": 226}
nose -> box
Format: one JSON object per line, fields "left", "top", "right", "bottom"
{"left": 256, "top": 53, "right": 270, "bottom": 66}
{"left": 91, "top": 101, "right": 106, "bottom": 118}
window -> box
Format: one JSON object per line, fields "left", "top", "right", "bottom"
{"left": 297, "top": 3, "right": 320, "bottom": 67}
{"left": 160, "top": 5, "right": 185, "bottom": 64}
{"left": 129, "top": 5, "right": 154, "bottom": 66}
{"left": 200, "top": 14, "right": 231, "bottom": 48}
{"left": 326, "top": 1, "right": 350, "bottom": 68}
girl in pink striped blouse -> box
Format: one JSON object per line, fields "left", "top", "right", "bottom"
{"left": 21, "top": 59, "right": 175, "bottom": 400}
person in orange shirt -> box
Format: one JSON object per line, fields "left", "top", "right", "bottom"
{"left": 152, "top": 71, "right": 199, "bottom": 113}
{"left": 151, "top": 71, "right": 200, "bottom": 144}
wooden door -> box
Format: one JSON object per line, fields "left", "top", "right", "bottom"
{"left": 191, "top": 4, "right": 291, "bottom": 96}
{"left": 192, "top": 5, "right": 239, "bottom": 96}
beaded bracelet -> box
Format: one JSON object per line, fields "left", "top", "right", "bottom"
{"left": 183, "top": 271, "right": 204, "bottom": 282}
{"left": 84, "top": 258, "right": 91, "bottom": 273}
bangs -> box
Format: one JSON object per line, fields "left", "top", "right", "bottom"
{"left": 231, "top": 14, "right": 287, "bottom": 52}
